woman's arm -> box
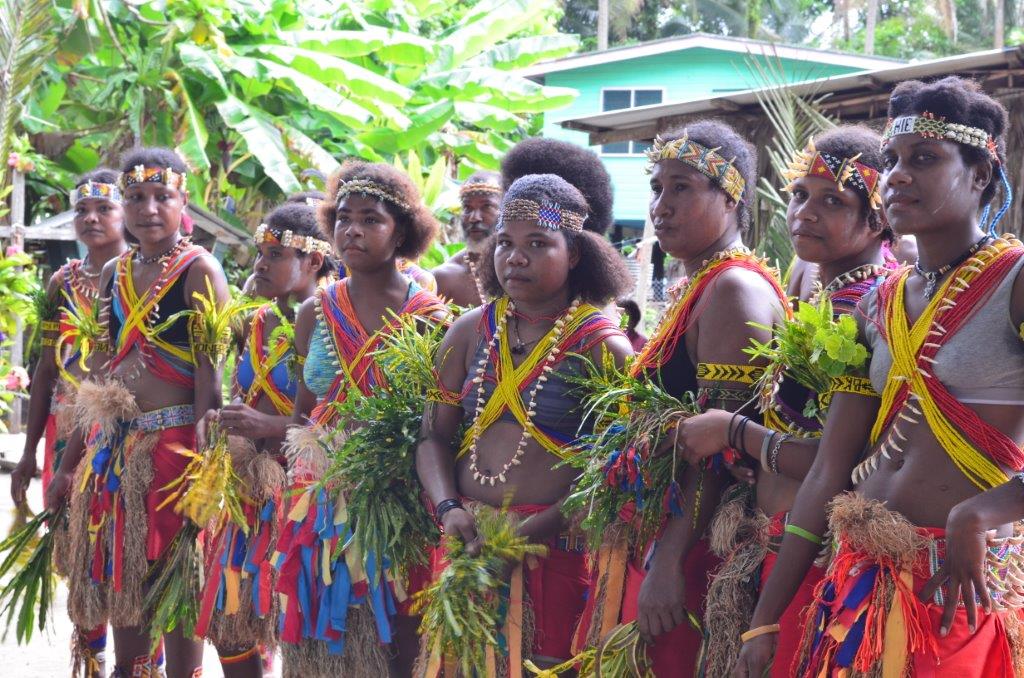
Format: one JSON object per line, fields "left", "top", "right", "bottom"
{"left": 733, "top": 390, "right": 878, "bottom": 677}
{"left": 187, "top": 256, "right": 230, "bottom": 423}
{"left": 290, "top": 297, "right": 318, "bottom": 425}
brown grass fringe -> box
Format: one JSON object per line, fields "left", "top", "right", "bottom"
{"left": 827, "top": 492, "right": 929, "bottom": 569}
{"left": 230, "top": 436, "right": 286, "bottom": 503}
{"left": 578, "top": 520, "right": 630, "bottom": 651}
{"left": 281, "top": 606, "right": 389, "bottom": 678}
{"left": 65, "top": 454, "right": 107, "bottom": 630}
{"left": 282, "top": 425, "right": 332, "bottom": 483}
{"left": 73, "top": 380, "right": 139, "bottom": 440}
{"left": 1004, "top": 604, "right": 1024, "bottom": 677}
{"left": 108, "top": 430, "right": 157, "bottom": 627}
{"left": 207, "top": 574, "right": 278, "bottom": 650}
{"left": 701, "top": 485, "right": 771, "bottom": 678}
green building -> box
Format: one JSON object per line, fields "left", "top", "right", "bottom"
{"left": 522, "top": 34, "right": 899, "bottom": 234}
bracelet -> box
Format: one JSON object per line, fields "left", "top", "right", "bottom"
{"left": 785, "top": 523, "right": 824, "bottom": 545}
{"left": 760, "top": 430, "right": 777, "bottom": 473}
{"left": 728, "top": 411, "right": 744, "bottom": 451}
{"left": 735, "top": 415, "right": 751, "bottom": 457}
{"left": 740, "top": 624, "right": 780, "bottom": 643}
{"left": 768, "top": 432, "right": 792, "bottom": 474}
{"left": 434, "top": 498, "right": 464, "bottom": 524}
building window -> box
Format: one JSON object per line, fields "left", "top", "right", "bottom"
{"left": 601, "top": 88, "right": 663, "bottom": 155}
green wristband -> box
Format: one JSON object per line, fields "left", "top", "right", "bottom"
{"left": 784, "top": 523, "right": 824, "bottom": 546}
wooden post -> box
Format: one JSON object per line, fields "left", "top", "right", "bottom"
{"left": 9, "top": 169, "right": 24, "bottom": 433}
{"left": 634, "top": 213, "right": 655, "bottom": 333}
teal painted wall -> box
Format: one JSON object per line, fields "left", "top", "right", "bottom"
{"left": 541, "top": 48, "right": 865, "bottom": 222}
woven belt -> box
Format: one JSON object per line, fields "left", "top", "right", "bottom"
{"left": 129, "top": 404, "right": 195, "bottom": 432}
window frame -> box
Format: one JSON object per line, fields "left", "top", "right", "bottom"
{"left": 599, "top": 87, "right": 666, "bottom": 157}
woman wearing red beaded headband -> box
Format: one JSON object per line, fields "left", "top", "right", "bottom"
{"left": 737, "top": 76, "right": 1024, "bottom": 678}
{"left": 45, "top": 147, "right": 229, "bottom": 678}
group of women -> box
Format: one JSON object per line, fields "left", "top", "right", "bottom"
{"left": 9, "top": 72, "right": 1024, "bottom": 678}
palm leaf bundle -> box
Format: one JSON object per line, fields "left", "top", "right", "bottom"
{"left": 561, "top": 355, "right": 699, "bottom": 553}
{"left": 412, "top": 504, "right": 548, "bottom": 676}
{"left": 319, "top": 313, "right": 447, "bottom": 581}
{"left": 524, "top": 622, "right": 654, "bottom": 677}
{"left": 0, "top": 506, "right": 63, "bottom": 643}
{"left": 745, "top": 297, "right": 869, "bottom": 423}
{"left": 142, "top": 521, "right": 202, "bottom": 650}
{"left": 53, "top": 290, "right": 105, "bottom": 383}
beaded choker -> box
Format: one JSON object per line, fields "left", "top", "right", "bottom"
{"left": 134, "top": 237, "right": 191, "bottom": 265}
{"left": 914, "top": 234, "right": 991, "bottom": 299}
{"left": 119, "top": 165, "right": 187, "bottom": 191}
{"left": 459, "top": 181, "right": 502, "bottom": 198}
{"left": 645, "top": 132, "right": 746, "bottom": 202}
{"left": 253, "top": 223, "right": 333, "bottom": 256}
{"left": 783, "top": 139, "right": 882, "bottom": 211}
{"left": 882, "top": 113, "right": 997, "bottom": 161}
{"left": 497, "top": 198, "right": 586, "bottom": 232}
{"left": 810, "top": 263, "right": 890, "bottom": 306}
{"left": 71, "top": 181, "right": 123, "bottom": 205}
{"left": 335, "top": 178, "right": 410, "bottom": 212}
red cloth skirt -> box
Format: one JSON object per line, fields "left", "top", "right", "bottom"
{"left": 42, "top": 413, "right": 57, "bottom": 493}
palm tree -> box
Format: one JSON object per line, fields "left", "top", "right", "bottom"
{"left": 598, "top": 0, "right": 609, "bottom": 49}
{"left": 865, "top": 0, "right": 879, "bottom": 53}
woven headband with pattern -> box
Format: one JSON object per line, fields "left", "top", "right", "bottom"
{"left": 254, "top": 223, "right": 333, "bottom": 256}
{"left": 118, "top": 165, "right": 187, "bottom": 191}
{"left": 71, "top": 181, "right": 123, "bottom": 205}
{"left": 882, "top": 112, "right": 999, "bottom": 161}
{"left": 645, "top": 133, "right": 746, "bottom": 202}
{"left": 460, "top": 181, "right": 503, "bottom": 199}
{"left": 498, "top": 198, "right": 587, "bottom": 232}
{"left": 335, "top": 178, "right": 411, "bottom": 212}
{"left": 782, "top": 139, "right": 883, "bottom": 211}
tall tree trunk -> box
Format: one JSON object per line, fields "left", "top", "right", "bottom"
{"left": 597, "top": 0, "right": 609, "bottom": 50}
{"left": 835, "top": 0, "right": 850, "bottom": 42}
{"left": 995, "top": 0, "right": 1005, "bottom": 48}
{"left": 865, "top": 0, "right": 879, "bottom": 53}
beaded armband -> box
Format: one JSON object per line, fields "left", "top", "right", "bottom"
{"left": 696, "top": 362, "right": 764, "bottom": 384}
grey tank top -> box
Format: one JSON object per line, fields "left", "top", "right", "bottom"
{"left": 865, "top": 255, "right": 1024, "bottom": 405}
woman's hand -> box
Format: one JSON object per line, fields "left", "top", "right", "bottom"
{"left": 218, "top": 403, "right": 277, "bottom": 440}
{"left": 732, "top": 633, "right": 777, "bottom": 677}
{"left": 44, "top": 470, "right": 72, "bottom": 512}
{"left": 10, "top": 451, "right": 37, "bottom": 506}
{"left": 195, "top": 408, "right": 218, "bottom": 450}
{"left": 637, "top": 556, "right": 687, "bottom": 643}
{"left": 676, "top": 409, "right": 732, "bottom": 465}
{"left": 919, "top": 502, "right": 993, "bottom": 635}
{"left": 441, "top": 507, "right": 483, "bottom": 556}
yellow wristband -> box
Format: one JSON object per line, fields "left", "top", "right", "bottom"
{"left": 740, "top": 624, "right": 780, "bottom": 643}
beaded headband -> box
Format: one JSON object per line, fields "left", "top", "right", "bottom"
{"left": 335, "top": 178, "right": 410, "bottom": 212}
{"left": 645, "top": 133, "right": 746, "bottom": 202}
{"left": 497, "top": 198, "right": 586, "bottom": 232}
{"left": 118, "top": 165, "right": 187, "bottom": 191}
{"left": 783, "top": 139, "right": 883, "bottom": 211}
{"left": 881, "top": 113, "right": 998, "bottom": 161}
{"left": 253, "top": 223, "right": 333, "bottom": 256}
{"left": 71, "top": 181, "right": 123, "bottom": 206}
{"left": 460, "top": 181, "right": 503, "bottom": 199}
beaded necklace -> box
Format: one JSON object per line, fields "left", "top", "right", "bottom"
{"left": 914, "top": 234, "right": 991, "bottom": 299}
{"left": 467, "top": 297, "right": 581, "bottom": 485}
{"left": 809, "top": 262, "right": 890, "bottom": 307}
{"left": 466, "top": 256, "right": 488, "bottom": 305}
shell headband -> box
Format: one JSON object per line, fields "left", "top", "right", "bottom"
{"left": 254, "top": 223, "right": 332, "bottom": 256}
{"left": 783, "top": 139, "right": 883, "bottom": 211}
{"left": 646, "top": 133, "right": 746, "bottom": 202}
{"left": 460, "top": 181, "right": 502, "bottom": 198}
{"left": 882, "top": 112, "right": 1011, "bottom": 234}
{"left": 881, "top": 112, "right": 998, "bottom": 161}
{"left": 335, "top": 178, "right": 410, "bottom": 212}
{"left": 71, "top": 181, "right": 123, "bottom": 205}
{"left": 118, "top": 165, "right": 187, "bottom": 191}
{"left": 497, "top": 198, "right": 586, "bottom": 232}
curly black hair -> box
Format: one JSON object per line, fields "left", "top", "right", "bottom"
{"left": 500, "top": 138, "right": 614, "bottom": 235}
{"left": 286, "top": 190, "right": 326, "bottom": 205}
{"left": 888, "top": 76, "right": 1008, "bottom": 205}
{"left": 812, "top": 125, "right": 894, "bottom": 242}
{"left": 262, "top": 202, "right": 335, "bottom": 278}
{"left": 463, "top": 170, "right": 501, "bottom": 187}
{"left": 75, "top": 167, "right": 120, "bottom": 187}
{"left": 320, "top": 161, "right": 438, "bottom": 260}
{"left": 119, "top": 147, "right": 188, "bottom": 176}
{"left": 658, "top": 120, "right": 757, "bottom": 230}
{"left": 478, "top": 174, "right": 633, "bottom": 305}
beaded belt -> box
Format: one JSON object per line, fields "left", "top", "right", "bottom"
{"left": 926, "top": 531, "right": 1024, "bottom": 610}
{"left": 129, "top": 404, "right": 195, "bottom": 432}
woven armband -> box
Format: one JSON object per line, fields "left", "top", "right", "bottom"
{"left": 427, "top": 386, "right": 462, "bottom": 407}
{"left": 696, "top": 362, "right": 764, "bottom": 384}
{"left": 829, "top": 375, "right": 878, "bottom": 400}
{"left": 294, "top": 354, "right": 306, "bottom": 367}
{"left": 40, "top": 320, "right": 60, "bottom": 333}
{"left": 41, "top": 337, "right": 57, "bottom": 347}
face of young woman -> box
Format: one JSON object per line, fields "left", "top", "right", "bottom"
{"left": 461, "top": 194, "right": 501, "bottom": 250}
{"left": 250, "top": 242, "right": 320, "bottom": 299}
{"left": 881, "top": 135, "right": 989, "bottom": 237}
{"left": 333, "top": 194, "right": 402, "bottom": 272}
{"left": 122, "top": 178, "right": 187, "bottom": 245}
{"left": 494, "top": 219, "right": 577, "bottom": 304}
{"left": 787, "top": 174, "right": 879, "bottom": 266}
{"left": 73, "top": 197, "right": 125, "bottom": 250}
{"left": 649, "top": 159, "right": 737, "bottom": 260}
